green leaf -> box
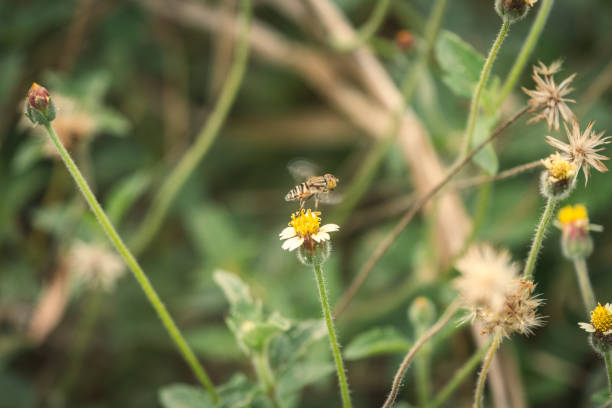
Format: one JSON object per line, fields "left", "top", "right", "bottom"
{"left": 269, "top": 319, "right": 327, "bottom": 372}
{"left": 159, "top": 384, "right": 210, "bottom": 408}
{"left": 184, "top": 325, "right": 242, "bottom": 362}
{"left": 471, "top": 114, "right": 499, "bottom": 175}
{"left": 436, "top": 30, "right": 485, "bottom": 98}
{"left": 213, "top": 270, "right": 254, "bottom": 310}
{"left": 277, "top": 361, "right": 335, "bottom": 398}
{"left": 344, "top": 326, "right": 411, "bottom": 360}
{"left": 159, "top": 374, "right": 259, "bottom": 408}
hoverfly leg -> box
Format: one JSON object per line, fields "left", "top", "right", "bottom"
{"left": 314, "top": 196, "right": 319, "bottom": 209}
{"left": 300, "top": 199, "right": 305, "bottom": 210}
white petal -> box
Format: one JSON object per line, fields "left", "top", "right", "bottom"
{"left": 605, "top": 329, "right": 612, "bottom": 336}
{"left": 320, "top": 224, "right": 340, "bottom": 233}
{"left": 311, "top": 232, "right": 330, "bottom": 243}
{"left": 281, "top": 236, "right": 304, "bottom": 251}
{"left": 578, "top": 322, "right": 595, "bottom": 333}
{"left": 606, "top": 303, "right": 612, "bottom": 313}
{"left": 279, "top": 227, "right": 296, "bottom": 239}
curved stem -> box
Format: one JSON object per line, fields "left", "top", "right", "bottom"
{"left": 522, "top": 196, "right": 557, "bottom": 280}
{"left": 253, "top": 352, "right": 280, "bottom": 408}
{"left": 453, "top": 160, "right": 542, "bottom": 190}
{"left": 495, "top": 0, "right": 555, "bottom": 109}
{"left": 473, "top": 330, "right": 503, "bottom": 408}
{"left": 313, "top": 262, "right": 352, "bottom": 408}
{"left": 332, "top": 0, "right": 392, "bottom": 52}
{"left": 462, "top": 19, "right": 510, "bottom": 157}
{"left": 573, "top": 257, "right": 596, "bottom": 313}
{"left": 43, "top": 123, "right": 219, "bottom": 402}
{"left": 382, "top": 301, "right": 460, "bottom": 408}
{"left": 334, "top": 106, "right": 528, "bottom": 317}
{"left": 427, "top": 337, "right": 494, "bottom": 408}
{"left": 130, "top": 0, "right": 252, "bottom": 255}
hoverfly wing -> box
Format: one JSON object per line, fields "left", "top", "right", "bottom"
{"left": 318, "top": 191, "right": 344, "bottom": 205}
{"left": 287, "top": 159, "right": 320, "bottom": 182}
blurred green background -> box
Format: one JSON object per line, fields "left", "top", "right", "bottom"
{"left": 1, "top": 0, "right": 612, "bottom": 407}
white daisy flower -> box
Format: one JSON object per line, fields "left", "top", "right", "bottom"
{"left": 279, "top": 209, "right": 339, "bottom": 252}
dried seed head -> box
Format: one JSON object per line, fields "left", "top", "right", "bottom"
{"left": 546, "top": 120, "right": 611, "bottom": 186}
{"left": 523, "top": 61, "right": 575, "bottom": 132}
{"left": 454, "top": 245, "right": 544, "bottom": 338}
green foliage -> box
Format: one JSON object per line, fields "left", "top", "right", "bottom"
{"left": 344, "top": 326, "right": 411, "bottom": 360}
{"left": 159, "top": 374, "right": 260, "bottom": 408}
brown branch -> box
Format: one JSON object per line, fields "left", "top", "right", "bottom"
{"left": 382, "top": 301, "right": 461, "bottom": 408}
{"left": 334, "top": 106, "right": 529, "bottom": 317}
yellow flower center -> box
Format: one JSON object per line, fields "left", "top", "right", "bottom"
{"left": 543, "top": 152, "right": 576, "bottom": 181}
{"left": 290, "top": 209, "right": 320, "bottom": 237}
{"left": 558, "top": 204, "right": 588, "bottom": 226}
{"left": 591, "top": 303, "right": 612, "bottom": 333}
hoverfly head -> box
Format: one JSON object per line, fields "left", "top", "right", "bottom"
{"left": 324, "top": 174, "right": 339, "bottom": 190}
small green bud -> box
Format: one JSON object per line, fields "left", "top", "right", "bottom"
{"left": 409, "top": 297, "right": 436, "bottom": 329}
{"left": 589, "top": 332, "right": 612, "bottom": 356}
{"left": 495, "top": 0, "right": 536, "bottom": 23}
{"left": 297, "top": 241, "right": 331, "bottom": 266}
{"left": 25, "top": 83, "right": 56, "bottom": 125}
{"left": 539, "top": 170, "right": 576, "bottom": 201}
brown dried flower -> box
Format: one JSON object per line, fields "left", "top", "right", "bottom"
{"left": 522, "top": 61, "right": 575, "bottom": 132}
{"left": 546, "top": 120, "right": 610, "bottom": 185}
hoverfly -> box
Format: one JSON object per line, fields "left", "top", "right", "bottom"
{"left": 284, "top": 160, "right": 341, "bottom": 209}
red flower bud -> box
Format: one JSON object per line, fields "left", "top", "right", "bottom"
{"left": 25, "top": 82, "right": 56, "bottom": 125}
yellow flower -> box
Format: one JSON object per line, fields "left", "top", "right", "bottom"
{"left": 579, "top": 303, "right": 612, "bottom": 335}
{"left": 542, "top": 152, "right": 576, "bottom": 183}
{"left": 279, "top": 209, "right": 339, "bottom": 251}
{"left": 558, "top": 204, "right": 588, "bottom": 226}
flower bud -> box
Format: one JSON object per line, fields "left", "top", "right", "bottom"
{"left": 409, "top": 296, "right": 436, "bottom": 330}
{"left": 539, "top": 153, "right": 577, "bottom": 200}
{"left": 557, "top": 205, "right": 598, "bottom": 260}
{"left": 495, "top": 0, "right": 536, "bottom": 23}
{"left": 297, "top": 241, "right": 331, "bottom": 266}
{"left": 589, "top": 332, "right": 612, "bottom": 355}
{"left": 25, "top": 83, "right": 56, "bottom": 125}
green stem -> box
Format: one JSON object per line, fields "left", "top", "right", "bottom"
{"left": 43, "top": 123, "right": 219, "bottom": 402}
{"left": 473, "top": 330, "right": 503, "bottom": 408}
{"left": 522, "top": 196, "right": 557, "bottom": 280}
{"left": 130, "top": 0, "right": 252, "bottom": 255}
{"left": 401, "top": 0, "right": 449, "bottom": 101}
{"left": 332, "top": 0, "right": 392, "bottom": 52}
{"left": 415, "top": 336, "right": 432, "bottom": 406}
{"left": 427, "top": 338, "right": 493, "bottom": 408}
{"left": 462, "top": 19, "right": 510, "bottom": 157}
{"left": 573, "top": 257, "right": 596, "bottom": 313}
{"left": 605, "top": 353, "right": 612, "bottom": 395}
{"left": 313, "top": 263, "right": 352, "bottom": 408}
{"left": 495, "top": 0, "right": 555, "bottom": 109}
{"left": 252, "top": 352, "right": 280, "bottom": 408}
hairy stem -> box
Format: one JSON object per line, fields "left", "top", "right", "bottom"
{"left": 382, "top": 301, "right": 461, "bottom": 408}
{"left": 462, "top": 19, "right": 510, "bottom": 157}
{"left": 43, "top": 123, "right": 218, "bottom": 402}
{"left": 605, "top": 353, "right": 612, "bottom": 395}
{"left": 313, "top": 262, "right": 352, "bottom": 408}
{"left": 130, "top": 0, "right": 252, "bottom": 255}
{"left": 334, "top": 106, "right": 528, "bottom": 316}
{"left": 573, "top": 257, "right": 596, "bottom": 313}
{"left": 495, "top": 0, "right": 555, "bottom": 109}
{"left": 332, "top": 0, "right": 392, "bottom": 52}
{"left": 522, "top": 196, "right": 557, "bottom": 280}
{"left": 473, "top": 330, "right": 503, "bottom": 408}
{"left": 427, "top": 338, "right": 494, "bottom": 408}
